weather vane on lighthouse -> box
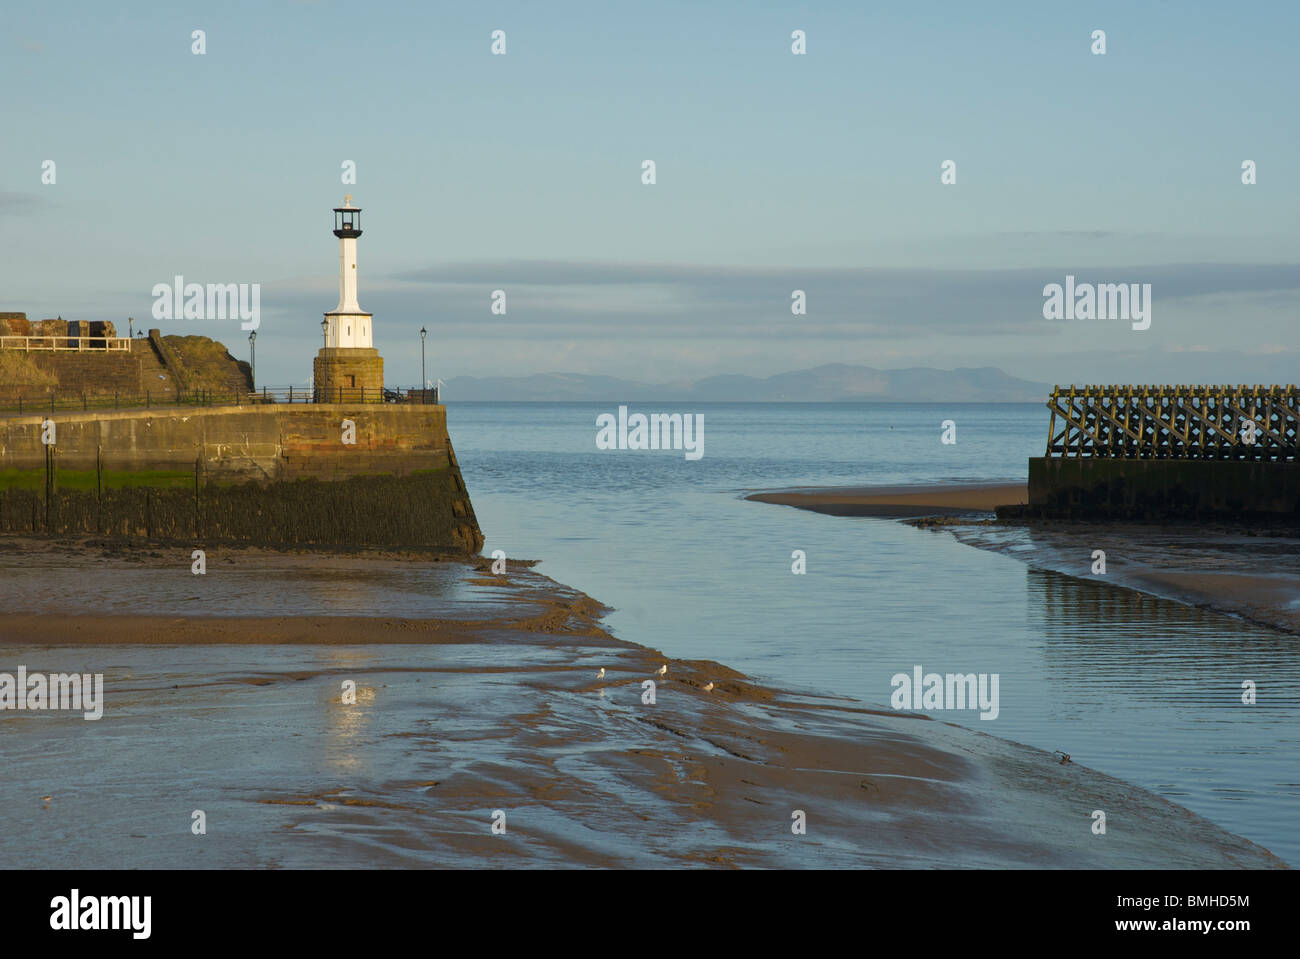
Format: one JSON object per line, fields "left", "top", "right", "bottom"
{"left": 314, "top": 195, "right": 384, "bottom": 402}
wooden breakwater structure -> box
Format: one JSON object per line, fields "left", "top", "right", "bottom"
{"left": 998, "top": 385, "right": 1300, "bottom": 522}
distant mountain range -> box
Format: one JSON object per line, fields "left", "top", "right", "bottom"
{"left": 443, "top": 364, "right": 1049, "bottom": 402}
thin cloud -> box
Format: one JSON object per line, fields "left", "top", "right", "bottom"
{"left": 0, "top": 193, "right": 45, "bottom": 216}
{"left": 378, "top": 259, "right": 1300, "bottom": 338}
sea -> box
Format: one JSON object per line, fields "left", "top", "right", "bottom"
{"left": 451, "top": 401, "right": 1299, "bottom": 865}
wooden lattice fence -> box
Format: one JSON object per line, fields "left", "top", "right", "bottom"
{"left": 1045, "top": 385, "right": 1299, "bottom": 460}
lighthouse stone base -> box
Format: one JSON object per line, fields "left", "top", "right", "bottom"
{"left": 314, "top": 347, "right": 384, "bottom": 403}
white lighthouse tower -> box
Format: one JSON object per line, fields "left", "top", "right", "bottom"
{"left": 324, "top": 195, "right": 372, "bottom": 348}
{"left": 314, "top": 195, "right": 383, "bottom": 401}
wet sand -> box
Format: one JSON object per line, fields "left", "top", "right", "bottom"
{"left": 1127, "top": 571, "right": 1300, "bottom": 635}
{"left": 746, "top": 483, "right": 1027, "bottom": 517}
{"left": 941, "top": 520, "right": 1300, "bottom": 637}
{"left": 0, "top": 537, "right": 1283, "bottom": 868}
{"left": 748, "top": 483, "right": 1300, "bottom": 636}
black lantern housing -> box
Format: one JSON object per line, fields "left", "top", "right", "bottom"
{"left": 333, "top": 205, "right": 362, "bottom": 238}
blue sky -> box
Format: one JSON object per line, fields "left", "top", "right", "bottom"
{"left": 2, "top": 0, "right": 1297, "bottom": 387}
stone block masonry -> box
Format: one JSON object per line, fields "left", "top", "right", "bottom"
{"left": 0, "top": 404, "right": 483, "bottom": 553}
{"left": 314, "top": 347, "right": 384, "bottom": 402}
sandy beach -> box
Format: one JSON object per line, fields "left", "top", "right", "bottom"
{"left": 0, "top": 536, "right": 1283, "bottom": 868}
{"left": 746, "top": 483, "right": 1027, "bottom": 517}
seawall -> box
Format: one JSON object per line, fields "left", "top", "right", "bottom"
{"left": 0, "top": 404, "right": 483, "bottom": 552}
{"left": 996, "top": 457, "right": 1300, "bottom": 523}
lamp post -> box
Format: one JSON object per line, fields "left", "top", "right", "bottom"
{"left": 318, "top": 318, "right": 329, "bottom": 403}
{"left": 249, "top": 330, "right": 256, "bottom": 390}
{"left": 419, "top": 327, "right": 427, "bottom": 403}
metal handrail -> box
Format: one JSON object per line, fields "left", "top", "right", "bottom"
{"left": 0, "top": 385, "right": 442, "bottom": 415}
{"left": 0, "top": 335, "right": 132, "bottom": 352}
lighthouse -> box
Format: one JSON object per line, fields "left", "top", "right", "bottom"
{"left": 314, "top": 195, "right": 384, "bottom": 402}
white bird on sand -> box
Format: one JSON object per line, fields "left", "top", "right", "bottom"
{"left": 703, "top": 682, "right": 714, "bottom": 692}
{"left": 656, "top": 664, "right": 668, "bottom": 676}
{"left": 596, "top": 667, "right": 605, "bottom": 679}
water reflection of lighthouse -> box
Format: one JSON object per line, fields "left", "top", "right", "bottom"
{"left": 323, "top": 647, "right": 375, "bottom": 772}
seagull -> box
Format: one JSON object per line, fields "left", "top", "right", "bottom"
{"left": 703, "top": 682, "right": 714, "bottom": 692}
{"left": 596, "top": 667, "right": 605, "bottom": 679}
{"left": 655, "top": 664, "right": 667, "bottom": 676}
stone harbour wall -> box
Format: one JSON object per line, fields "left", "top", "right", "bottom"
{"left": 0, "top": 404, "right": 483, "bottom": 552}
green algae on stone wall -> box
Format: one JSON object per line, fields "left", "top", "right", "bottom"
{"left": 0, "top": 467, "right": 195, "bottom": 492}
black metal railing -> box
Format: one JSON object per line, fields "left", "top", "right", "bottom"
{"left": 0, "top": 385, "right": 441, "bottom": 415}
